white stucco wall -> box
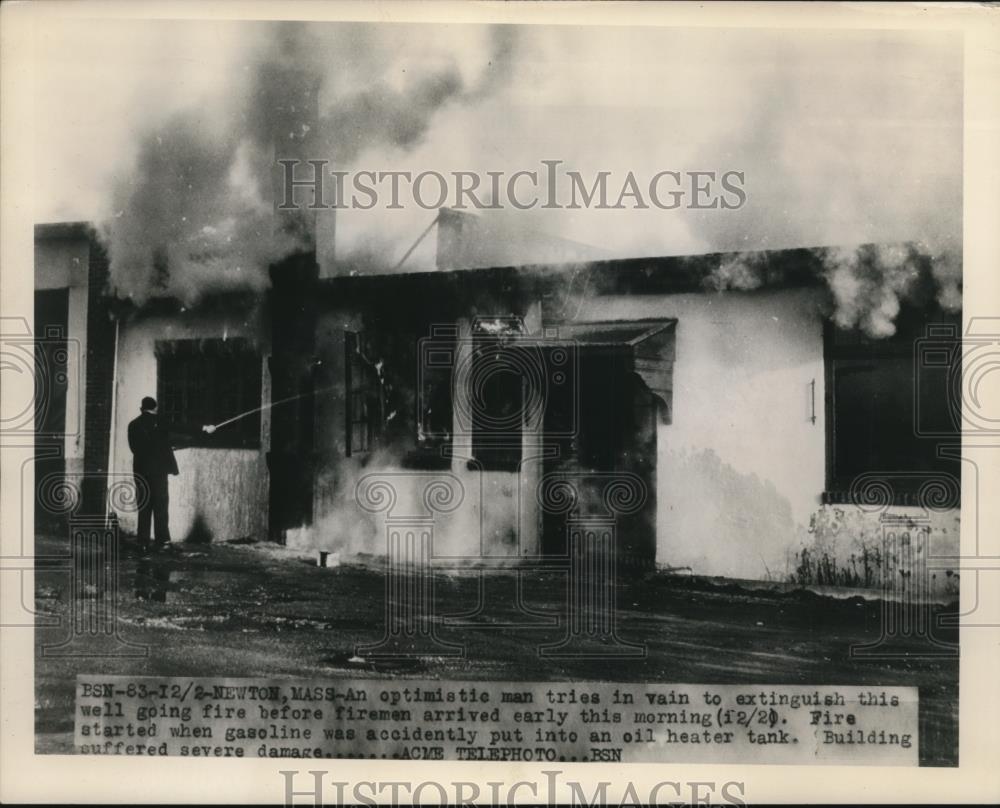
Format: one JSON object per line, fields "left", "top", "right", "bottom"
{"left": 307, "top": 288, "right": 830, "bottom": 575}
{"left": 112, "top": 308, "right": 270, "bottom": 542}
{"left": 571, "top": 287, "right": 828, "bottom": 579}
{"left": 307, "top": 304, "right": 544, "bottom": 562}
{"left": 115, "top": 280, "right": 957, "bottom": 590}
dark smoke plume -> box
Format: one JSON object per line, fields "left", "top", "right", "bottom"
{"left": 101, "top": 23, "right": 518, "bottom": 304}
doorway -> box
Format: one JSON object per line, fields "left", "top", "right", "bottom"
{"left": 541, "top": 347, "right": 658, "bottom": 570}
{"left": 34, "top": 289, "right": 69, "bottom": 531}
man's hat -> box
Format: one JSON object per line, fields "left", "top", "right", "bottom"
{"left": 141, "top": 396, "right": 157, "bottom": 412}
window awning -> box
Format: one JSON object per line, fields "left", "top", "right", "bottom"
{"left": 554, "top": 320, "right": 677, "bottom": 424}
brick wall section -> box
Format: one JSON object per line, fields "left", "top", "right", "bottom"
{"left": 80, "top": 232, "right": 116, "bottom": 517}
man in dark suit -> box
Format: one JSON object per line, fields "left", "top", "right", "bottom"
{"left": 127, "top": 396, "right": 178, "bottom": 553}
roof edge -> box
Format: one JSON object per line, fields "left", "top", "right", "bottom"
{"left": 34, "top": 221, "right": 96, "bottom": 241}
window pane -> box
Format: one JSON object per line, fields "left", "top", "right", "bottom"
{"left": 156, "top": 339, "right": 261, "bottom": 448}
{"left": 826, "top": 310, "right": 961, "bottom": 497}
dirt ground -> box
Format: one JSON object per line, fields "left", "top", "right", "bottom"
{"left": 33, "top": 533, "right": 959, "bottom": 765}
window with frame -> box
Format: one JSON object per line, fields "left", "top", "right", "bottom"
{"left": 155, "top": 338, "right": 262, "bottom": 448}
{"left": 344, "top": 331, "right": 383, "bottom": 456}
{"left": 469, "top": 319, "right": 525, "bottom": 472}
{"left": 824, "top": 307, "right": 961, "bottom": 503}
{"left": 413, "top": 324, "right": 456, "bottom": 468}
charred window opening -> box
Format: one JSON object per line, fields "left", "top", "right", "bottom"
{"left": 344, "top": 330, "right": 384, "bottom": 457}
{"left": 824, "top": 307, "right": 961, "bottom": 503}
{"left": 155, "top": 338, "right": 262, "bottom": 449}
{"left": 470, "top": 318, "right": 526, "bottom": 472}
{"left": 414, "top": 324, "right": 456, "bottom": 467}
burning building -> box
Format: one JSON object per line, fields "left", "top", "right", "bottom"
{"left": 29, "top": 23, "right": 962, "bottom": 597}
{"left": 33, "top": 207, "right": 962, "bottom": 595}
{"left": 304, "top": 221, "right": 962, "bottom": 589}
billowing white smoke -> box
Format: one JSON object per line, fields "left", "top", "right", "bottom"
{"left": 704, "top": 242, "right": 961, "bottom": 337}
{"left": 102, "top": 23, "right": 517, "bottom": 304}
{"left": 288, "top": 447, "right": 524, "bottom": 563}
{"left": 102, "top": 114, "right": 289, "bottom": 304}
{"left": 821, "top": 243, "right": 961, "bottom": 337}
{"left": 703, "top": 251, "right": 769, "bottom": 293}
{"left": 98, "top": 20, "right": 959, "bottom": 338}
